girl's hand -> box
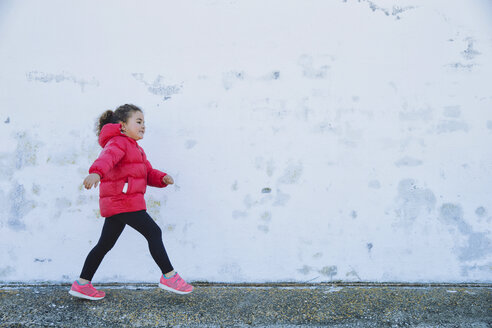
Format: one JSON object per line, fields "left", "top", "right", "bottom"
{"left": 84, "top": 173, "right": 101, "bottom": 189}
{"left": 163, "top": 175, "right": 174, "bottom": 185}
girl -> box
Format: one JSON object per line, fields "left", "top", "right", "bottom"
{"left": 69, "top": 104, "right": 193, "bottom": 301}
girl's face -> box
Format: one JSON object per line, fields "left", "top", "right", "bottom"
{"left": 121, "top": 111, "right": 145, "bottom": 141}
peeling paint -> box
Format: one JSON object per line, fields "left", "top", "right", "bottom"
{"left": 14, "top": 132, "right": 41, "bottom": 169}
{"left": 352, "top": 0, "right": 416, "bottom": 19}
{"left": 8, "top": 182, "right": 35, "bottom": 230}
{"left": 461, "top": 38, "right": 480, "bottom": 60}
{"left": 132, "top": 73, "right": 182, "bottom": 100}
{"left": 26, "top": 71, "right": 99, "bottom": 91}
{"left": 446, "top": 63, "right": 476, "bottom": 71}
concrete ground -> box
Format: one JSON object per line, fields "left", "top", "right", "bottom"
{"left": 0, "top": 283, "right": 490, "bottom": 327}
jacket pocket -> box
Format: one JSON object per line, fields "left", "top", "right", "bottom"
{"left": 125, "top": 177, "right": 133, "bottom": 194}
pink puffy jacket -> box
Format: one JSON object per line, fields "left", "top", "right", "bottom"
{"left": 89, "top": 123, "right": 167, "bottom": 217}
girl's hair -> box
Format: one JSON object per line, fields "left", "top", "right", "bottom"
{"left": 96, "top": 104, "right": 142, "bottom": 136}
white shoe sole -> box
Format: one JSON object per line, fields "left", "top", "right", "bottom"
{"left": 69, "top": 289, "right": 105, "bottom": 301}
{"left": 158, "top": 283, "right": 193, "bottom": 295}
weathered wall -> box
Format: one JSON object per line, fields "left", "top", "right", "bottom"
{"left": 0, "top": 0, "right": 491, "bottom": 283}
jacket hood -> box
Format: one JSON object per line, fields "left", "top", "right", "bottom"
{"left": 99, "top": 123, "right": 126, "bottom": 147}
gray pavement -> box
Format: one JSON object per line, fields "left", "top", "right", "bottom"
{"left": 0, "top": 283, "right": 491, "bottom": 327}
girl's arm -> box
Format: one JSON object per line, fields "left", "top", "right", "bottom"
{"left": 145, "top": 159, "right": 169, "bottom": 188}
{"left": 88, "top": 139, "right": 126, "bottom": 179}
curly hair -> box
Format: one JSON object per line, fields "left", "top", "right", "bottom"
{"left": 96, "top": 104, "right": 142, "bottom": 136}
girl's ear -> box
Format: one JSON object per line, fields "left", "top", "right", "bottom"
{"left": 119, "top": 121, "right": 126, "bottom": 132}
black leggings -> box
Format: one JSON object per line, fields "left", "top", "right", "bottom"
{"left": 80, "top": 210, "right": 174, "bottom": 281}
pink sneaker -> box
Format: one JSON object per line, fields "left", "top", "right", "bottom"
{"left": 159, "top": 273, "right": 193, "bottom": 295}
{"left": 69, "top": 280, "right": 105, "bottom": 301}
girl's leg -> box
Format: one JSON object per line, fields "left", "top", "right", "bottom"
{"left": 120, "top": 210, "right": 174, "bottom": 275}
{"left": 79, "top": 216, "right": 126, "bottom": 281}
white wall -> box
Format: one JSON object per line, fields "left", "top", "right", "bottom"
{"left": 0, "top": 0, "right": 491, "bottom": 283}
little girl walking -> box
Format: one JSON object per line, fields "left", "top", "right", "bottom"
{"left": 69, "top": 104, "right": 193, "bottom": 300}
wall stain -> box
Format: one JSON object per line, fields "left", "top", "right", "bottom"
{"left": 443, "top": 106, "right": 461, "bottom": 118}
{"left": 394, "top": 179, "right": 436, "bottom": 222}
{"left": 297, "top": 265, "right": 312, "bottom": 275}
{"left": 26, "top": 71, "right": 99, "bottom": 92}
{"left": 260, "top": 212, "right": 272, "bottom": 222}
{"left": 458, "top": 232, "right": 492, "bottom": 261}
{"left": 475, "top": 206, "right": 486, "bottom": 217}
{"left": 368, "top": 180, "right": 381, "bottom": 189}
{"left": 222, "top": 71, "right": 245, "bottom": 90}
{"left": 54, "top": 197, "right": 72, "bottom": 218}
{"left": 399, "top": 106, "right": 433, "bottom": 121}
{"left": 439, "top": 203, "right": 471, "bottom": 234}
{"left": 343, "top": 0, "right": 416, "bottom": 19}
{"left": 32, "top": 184, "right": 41, "bottom": 195}
{"left": 461, "top": 38, "right": 480, "bottom": 60}
{"left": 232, "top": 210, "right": 247, "bottom": 219}
{"left": 132, "top": 73, "right": 182, "bottom": 100}
{"left": 298, "top": 55, "right": 330, "bottom": 79}
{"left": 395, "top": 156, "right": 423, "bottom": 167}
{"left": 257, "top": 225, "right": 269, "bottom": 233}
{"left": 15, "top": 132, "right": 41, "bottom": 169}
{"left": 0, "top": 266, "right": 15, "bottom": 277}
{"left": 147, "top": 195, "right": 163, "bottom": 219}
{"left": 435, "top": 120, "right": 468, "bottom": 134}
{"left": 446, "top": 63, "right": 476, "bottom": 71}
{"left": 273, "top": 189, "right": 290, "bottom": 206}
{"left": 185, "top": 139, "right": 197, "bottom": 149}
{"left": 278, "top": 161, "right": 303, "bottom": 184}
{"left": 319, "top": 266, "right": 338, "bottom": 280}
{"left": 439, "top": 203, "right": 492, "bottom": 262}
{"left": 8, "top": 182, "right": 35, "bottom": 230}
{"left": 345, "top": 269, "right": 361, "bottom": 280}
